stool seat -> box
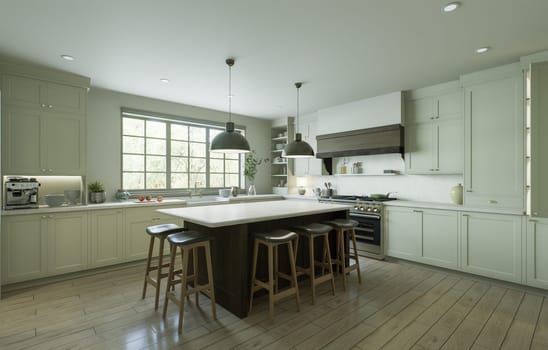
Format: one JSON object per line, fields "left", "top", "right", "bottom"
{"left": 255, "top": 229, "right": 297, "bottom": 242}
{"left": 294, "top": 223, "right": 332, "bottom": 235}
{"left": 168, "top": 231, "right": 212, "bottom": 245}
{"left": 324, "top": 219, "right": 358, "bottom": 229}
{"left": 146, "top": 223, "right": 185, "bottom": 236}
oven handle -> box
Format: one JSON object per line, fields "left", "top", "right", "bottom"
{"left": 350, "top": 213, "right": 381, "bottom": 220}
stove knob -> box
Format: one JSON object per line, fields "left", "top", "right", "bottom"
{"left": 366, "top": 207, "right": 372, "bottom": 212}
{"left": 354, "top": 205, "right": 360, "bottom": 210}
{"left": 372, "top": 207, "right": 380, "bottom": 213}
{"left": 360, "top": 206, "right": 366, "bottom": 211}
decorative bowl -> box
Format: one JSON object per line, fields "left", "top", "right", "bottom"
{"left": 45, "top": 194, "right": 65, "bottom": 207}
{"left": 219, "top": 188, "right": 231, "bottom": 198}
{"left": 64, "top": 189, "right": 81, "bottom": 204}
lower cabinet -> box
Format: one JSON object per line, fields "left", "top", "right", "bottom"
{"left": 526, "top": 218, "right": 548, "bottom": 289}
{"left": 1, "top": 212, "right": 88, "bottom": 284}
{"left": 385, "top": 207, "right": 421, "bottom": 261}
{"left": 461, "top": 212, "right": 522, "bottom": 283}
{"left": 89, "top": 209, "right": 124, "bottom": 268}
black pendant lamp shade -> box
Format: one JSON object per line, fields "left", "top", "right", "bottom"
{"left": 210, "top": 58, "right": 251, "bottom": 153}
{"left": 283, "top": 82, "right": 314, "bottom": 158}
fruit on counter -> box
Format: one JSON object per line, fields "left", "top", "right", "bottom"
{"left": 157, "top": 195, "right": 164, "bottom": 202}
{"left": 146, "top": 195, "right": 152, "bottom": 201}
{"left": 139, "top": 195, "right": 145, "bottom": 202}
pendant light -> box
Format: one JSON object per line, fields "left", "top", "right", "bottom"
{"left": 283, "top": 82, "right": 314, "bottom": 158}
{"left": 210, "top": 58, "right": 251, "bottom": 153}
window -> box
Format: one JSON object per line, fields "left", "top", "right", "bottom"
{"left": 121, "top": 110, "right": 244, "bottom": 192}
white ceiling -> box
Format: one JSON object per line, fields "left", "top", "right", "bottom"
{"left": 0, "top": 0, "right": 547, "bottom": 119}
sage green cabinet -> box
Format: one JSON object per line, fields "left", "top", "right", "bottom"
{"left": 460, "top": 212, "right": 522, "bottom": 284}
{"left": 2, "top": 106, "right": 85, "bottom": 175}
{"left": 526, "top": 218, "right": 548, "bottom": 289}
{"left": 385, "top": 207, "right": 421, "bottom": 261}
{"left": 462, "top": 64, "right": 525, "bottom": 210}
{"left": 405, "top": 83, "right": 463, "bottom": 174}
{"left": 47, "top": 212, "right": 88, "bottom": 275}
{"left": 89, "top": 209, "right": 124, "bottom": 268}
{"left": 2, "top": 74, "right": 86, "bottom": 114}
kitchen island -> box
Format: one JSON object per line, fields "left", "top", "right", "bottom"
{"left": 158, "top": 200, "right": 350, "bottom": 318}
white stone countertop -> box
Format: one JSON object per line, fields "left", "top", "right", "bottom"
{"left": 384, "top": 200, "right": 526, "bottom": 216}
{"left": 283, "top": 195, "right": 319, "bottom": 201}
{"left": 157, "top": 200, "right": 352, "bottom": 228}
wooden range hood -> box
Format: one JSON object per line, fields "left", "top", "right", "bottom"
{"left": 315, "top": 124, "right": 404, "bottom": 174}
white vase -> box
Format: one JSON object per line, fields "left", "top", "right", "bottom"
{"left": 248, "top": 184, "right": 256, "bottom": 196}
{"left": 449, "top": 183, "right": 463, "bottom": 204}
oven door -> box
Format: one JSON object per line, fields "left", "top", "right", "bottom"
{"left": 349, "top": 212, "right": 381, "bottom": 245}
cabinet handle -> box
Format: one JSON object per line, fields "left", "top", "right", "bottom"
{"left": 41, "top": 215, "right": 47, "bottom": 219}
{"left": 462, "top": 214, "right": 469, "bottom": 217}
{"left": 41, "top": 169, "right": 46, "bottom": 172}
{"left": 413, "top": 210, "right": 423, "bottom": 213}
{"left": 487, "top": 200, "right": 498, "bottom": 204}
{"left": 466, "top": 190, "right": 473, "bottom": 192}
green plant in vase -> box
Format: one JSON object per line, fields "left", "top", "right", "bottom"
{"left": 88, "top": 180, "right": 106, "bottom": 204}
{"left": 244, "top": 150, "right": 269, "bottom": 195}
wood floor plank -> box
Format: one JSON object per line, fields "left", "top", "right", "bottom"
{"left": 500, "top": 293, "right": 543, "bottom": 350}
{"left": 530, "top": 297, "right": 548, "bottom": 350}
{"left": 473, "top": 289, "right": 524, "bottom": 349}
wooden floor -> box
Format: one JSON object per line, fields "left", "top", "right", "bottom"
{"left": 1, "top": 257, "right": 548, "bottom": 350}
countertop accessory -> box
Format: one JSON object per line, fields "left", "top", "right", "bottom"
{"left": 210, "top": 58, "right": 251, "bottom": 154}
{"left": 231, "top": 186, "right": 239, "bottom": 197}
{"left": 88, "top": 181, "right": 106, "bottom": 204}
{"left": 449, "top": 183, "right": 463, "bottom": 204}
{"left": 115, "top": 189, "right": 130, "bottom": 202}
{"left": 219, "top": 188, "right": 231, "bottom": 198}
{"left": 369, "top": 192, "right": 397, "bottom": 200}
{"left": 64, "top": 189, "right": 81, "bottom": 204}
{"left": 45, "top": 194, "right": 65, "bottom": 207}
{"left": 283, "top": 82, "right": 314, "bottom": 158}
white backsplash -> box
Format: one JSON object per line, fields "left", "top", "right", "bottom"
{"left": 303, "top": 154, "right": 463, "bottom": 203}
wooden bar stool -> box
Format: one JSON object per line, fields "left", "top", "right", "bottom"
{"left": 142, "top": 223, "right": 185, "bottom": 310}
{"left": 249, "top": 229, "right": 300, "bottom": 319}
{"left": 294, "top": 223, "right": 336, "bottom": 305}
{"left": 325, "top": 218, "right": 362, "bottom": 290}
{"left": 162, "top": 230, "right": 216, "bottom": 334}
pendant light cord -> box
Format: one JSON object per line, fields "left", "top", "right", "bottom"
{"left": 228, "top": 63, "right": 232, "bottom": 123}
{"left": 295, "top": 82, "right": 302, "bottom": 134}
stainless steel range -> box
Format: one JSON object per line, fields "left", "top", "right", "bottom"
{"left": 319, "top": 195, "right": 396, "bottom": 260}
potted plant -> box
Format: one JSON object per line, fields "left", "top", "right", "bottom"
{"left": 244, "top": 150, "right": 269, "bottom": 195}
{"left": 88, "top": 180, "right": 106, "bottom": 203}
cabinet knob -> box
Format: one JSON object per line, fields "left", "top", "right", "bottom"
{"left": 41, "top": 169, "right": 46, "bottom": 172}
{"left": 48, "top": 169, "right": 53, "bottom": 172}
{"left": 41, "top": 103, "right": 47, "bottom": 108}
{"left": 41, "top": 215, "right": 47, "bottom": 219}
{"left": 533, "top": 212, "right": 538, "bottom": 216}
{"left": 48, "top": 104, "right": 53, "bottom": 108}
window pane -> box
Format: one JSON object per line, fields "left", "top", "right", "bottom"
{"left": 123, "top": 154, "right": 144, "bottom": 171}
{"left": 146, "top": 156, "right": 166, "bottom": 171}
{"left": 225, "top": 173, "right": 239, "bottom": 187}
{"left": 171, "top": 157, "right": 188, "bottom": 172}
{"left": 226, "top": 153, "right": 239, "bottom": 160}
{"left": 189, "top": 173, "right": 206, "bottom": 187}
{"left": 210, "top": 151, "right": 224, "bottom": 159}
{"left": 210, "top": 159, "right": 224, "bottom": 172}
{"left": 209, "top": 174, "right": 224, "bottom": 188}
{"left": 226, "top": 159, "right": 239, "bottom": 173}
{"left": 189, "top": 142, "right": 206, "bottom": 157}
{"left": 189, "top": 126, "right": 206, "bottom": 142}
{"left": 123, "top": 136, "right": 144, "bottom": 154}
{"left": 171, "top": 173, "right": 188, "bottom": 188}
{"left": 171, "top": 141, "right": 188, "bottom": 156}
{"left": 190, "top": 158, "right": 206, "bottom": 172}
{"left": 123, "top": 172, "right": 144, "bottom": 189}
{"left": 146, "top": 138, "right": 166, "bottom": 155}
{"left": 146, "top": 120, "right": 166, "bottom": 138}
{"left": 171, "top": 124, "right": 188, "bottom": 140}
{"left": 146, "top": 172, "right": 166, "bottom": 189}
{"left": 123, "top": 118, "right": 144, "bottom": 136}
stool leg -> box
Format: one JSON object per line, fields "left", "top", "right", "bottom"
{"left": 274, "top": 244, "right": 279, "bottom": 294}
{"left": 204, "top": 242, "right": 217, "bottom": 320}
{"left": 339, "top": 230, "right": 347, "bottom": 291}
{"left": 267, "top": 243, "right": 275, "bottom": 320}
{"left": 287, "top": 240, "right": 300, "bottom": 312}
{"left": 142, "top": 236, "right": 155, "bottom": 299}
{"left": 309, "top": 235, "right": 316, "bottom": 305}
{"left": 350, "top": 229, "right": 362, "bottom": 284}
{"left": 193, "top": 247, "right": 199, "bottom": 303}
{"left": 154, "top": 236, "right": 165, "bottom": 310}
{"left": 163, "top": 244, "right": 177, "bottom": 318}
{"left": 178, "top": 246, "right": 190, "bottom": 334}
{"left": 249, "top": 239, "right": 259, "bottom": 314}
{"left": 324, "top": 234, "right": 336, "bottom": 296}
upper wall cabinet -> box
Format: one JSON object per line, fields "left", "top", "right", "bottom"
{"left": 405, "top": 81, "right": 463, "bottom": 174}
{"left": 2, "top": 74, "right": 86, "bottom": 115}
{"left": 461, "top": 63, "right": 525, "bottom": 210}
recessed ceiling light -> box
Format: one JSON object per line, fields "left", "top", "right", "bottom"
{"left": 60, "top": 54, "right": 75, "bottom": 61}
{"left": 476, "top": 47, "right": 490, "bottom": 54}
{"left": 160, "top": 78, "right": 170, "bottom": 83}
{"left": 442, "top": 2, "right": 460, "bottom": 13}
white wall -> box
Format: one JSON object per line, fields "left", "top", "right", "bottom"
{"left": 86, "top": 88, "right": 272, "bottom": 200}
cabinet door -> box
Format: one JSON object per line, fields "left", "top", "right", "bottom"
{"left": 461, "top": 212, "right": 522, "bottom": 283}
{"left": 89, "top": 209, "right": 124, "bottom": 268}
{"left": 1, "top": 74, "right": 45, "bottom": 108}
{"left": 1, "top": 107, "right": 43, "bottom": 174}
{"left": 437, "top": 90, "right": 462, "bottom": 120}
{"left": 45, "top": 82, "right": 86, "bottom": 114}
{"left": 385, "top": 207, "right": 421, "bottom": 261}
{"left": 405, "top": 123, "right": 435, "bottom": 173}
{"left": 125, "top": 208, "right": 153, "bottom": 261}
{"left": 1, "top": 215, "right": 47, "bottom": 283}
{"left": 526, "top": 219, "right": 548, "bottom": 289}
{"left": 42, "top": 112, "right": 85, "bottom": 175}
{"left": 47, "top": 212, "right": 88, "bottom": 275}
{"left": 464, "top": 74, "right": 524, "bottom": 209}
{"left": 406, "top": 97, "right": 436, "bottom": 124}
{"left": 436, "top": 118, "right": 463, "bottom": 173}
{"left": 530, "top": 61, "right": 548, "bottom": 217}
{"left": 421, "top": 209, "right": 458, "bottom": 269}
